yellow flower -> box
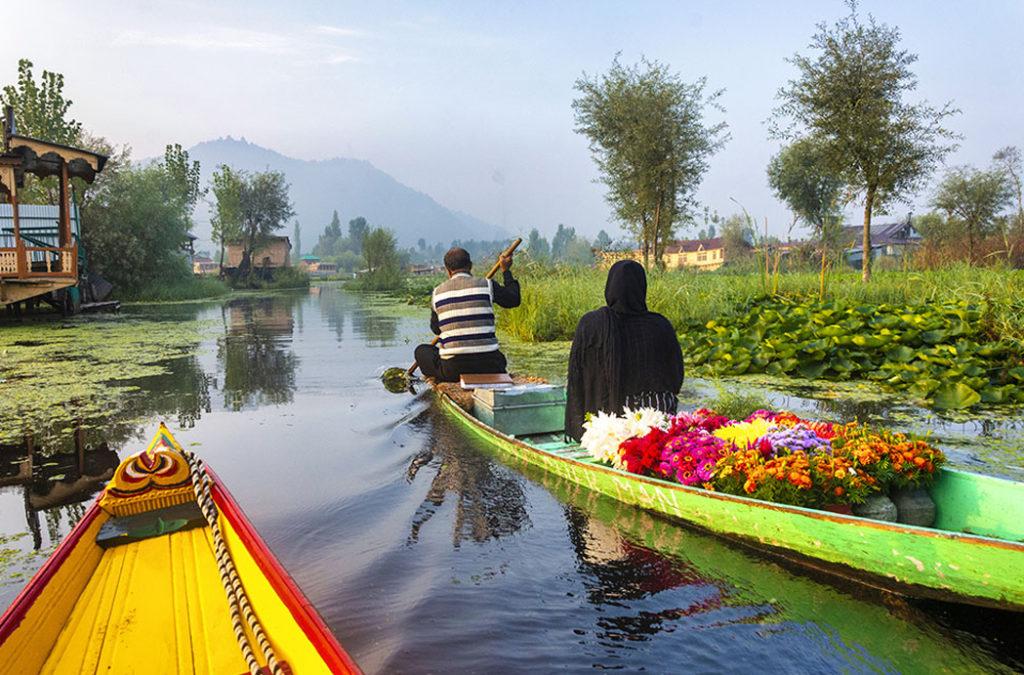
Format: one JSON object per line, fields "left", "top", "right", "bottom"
{"left": 713, "top": 419, "right": 777, "bottom": 449}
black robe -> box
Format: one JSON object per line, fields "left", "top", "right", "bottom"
{"left": 564, "top": 260, "right": 685, "bottom": 441}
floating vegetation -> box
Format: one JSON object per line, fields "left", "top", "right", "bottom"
{"left": 0, "top": 317, "right": 212, "bottom": 445}
{"left": 682, "top": 297, "right": 1024, "bottom": 411}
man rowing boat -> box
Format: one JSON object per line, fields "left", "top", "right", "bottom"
{"left": 413, "top": 246, "right": 520, "bottom": 382}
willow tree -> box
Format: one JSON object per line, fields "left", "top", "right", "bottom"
{"left": 932, "top": 166, "right": 1012, "bottom": 262}
{"left": 771, "top": 2, "right": 958, "bottom": 282}
{"left": 573, "top": 56, "right": 728, "bottom": 269}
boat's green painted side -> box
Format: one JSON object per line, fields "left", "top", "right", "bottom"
{"left": 506, "top": 452, "right": 1013, "bottom": 673}
{"left": 439, "top": 392, "right": 1024, "bottom": 610}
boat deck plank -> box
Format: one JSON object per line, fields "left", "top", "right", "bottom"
{"left": 42, "top": 527, "right": 249, "bottom": 675}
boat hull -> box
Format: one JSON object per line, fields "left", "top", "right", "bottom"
{"left": 439, "top": 392, "right": 1024, "bottom": 611}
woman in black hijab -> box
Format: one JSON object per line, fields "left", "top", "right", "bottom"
{"left": 564, "top": 260, "right": 684, "bottom": 441}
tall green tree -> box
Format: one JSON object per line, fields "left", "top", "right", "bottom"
{"left": 348, "top": 216, "right": 369, "bottom": 254}
{"left": 209, "top": 165, "right": 244, "bottom": 275}
{"left": 573, "top": 56, "right": 728, "bottom": 268}
{"left": 527, "top": 227, "right": 550, "bottom": 260}
{"left": 771, "top": 1, "right": 958, "bottom": 282}
{"left": 237, "top": 171, "right": 295, "bottom": 280}
{"left": 767, "top": 136, "right": 846, "bottom": 248}
{"left": 1, "top": 58, "right": 84, "bottom": 203}
{"left": 293, "top": 221, "right": 302, "bottom": 262}
{"left": 594, "top": 229, "right": 613, "bottom": 250}
{"left": 993, "top": 146, "right": 1023, "bottom": 237}
{"left": 931, "top": 166, "right": 1012, "bottom": 261}
{"left": 720, "top": 213, "right": 755, "bottom": 260}
{"left": 163, "top": 144, "right": 204, "bottom": 220}
{"left": 360, "top": 227, "right": 403, "bottom": 290}
{"left": 551, "top": 223, "right": 576, "bottom": 260}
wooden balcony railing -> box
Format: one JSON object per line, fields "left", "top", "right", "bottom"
{"left": 0, "top": 245, "right": 76, "bottom": 279}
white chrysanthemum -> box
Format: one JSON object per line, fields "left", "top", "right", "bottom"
{"left": 580, "top": 411, "right": 631, "bottom": 465}
{"left": 624, "top": 407, "right": 669, "bottom": 438}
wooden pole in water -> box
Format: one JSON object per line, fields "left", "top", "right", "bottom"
{"left": 406, "top": 237, "right": 522, "bottom": 377}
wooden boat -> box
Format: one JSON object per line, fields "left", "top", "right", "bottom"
{"left": 436, "top": 385, "right": 1024, "bottom": 612}
{"left": 0, "top": 424, "right": 361, "bottom": 674}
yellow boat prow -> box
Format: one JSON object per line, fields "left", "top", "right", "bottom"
{"left": 0, "top": 424, "right": 360, "bottom": 674}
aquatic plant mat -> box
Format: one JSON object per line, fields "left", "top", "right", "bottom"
{"left": 0, "top": 315, "right": 211, "bottom": 445}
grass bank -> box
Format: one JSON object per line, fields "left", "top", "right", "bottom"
{"left": 116, "top": 276, "right": 230, "bottom": 303}
{"left": 497, "top": 264, "right": 1024, "bottom": 342}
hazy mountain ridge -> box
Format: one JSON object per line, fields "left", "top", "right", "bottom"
{"left": 186, "top": 137, "right": 505, "bottom": 250}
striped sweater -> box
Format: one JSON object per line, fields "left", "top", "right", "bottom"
{"left": 432, "top": 273, "right": 499, "bottom": 358}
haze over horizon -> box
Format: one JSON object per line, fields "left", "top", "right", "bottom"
{"left": 3, "top": 0, "right": 1022, "bottom": 242}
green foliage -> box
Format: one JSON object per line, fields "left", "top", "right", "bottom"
{"left": 573, "top": 56, "right": 728, "bottom": 268}
{"left": 495, "top": 265, "right": 1024, "bottom": 346}
{"left": 771, "top": 2, "right": 958, "bottom": 281}
{"left": 767, "top": 136, "right": 845, "bottom": 244}
{"left": 358, "top": 227, "right": 404, "bottom": 291}
{"left": 932, "top": 165, "right": 1013, "bottom": 259}
{"left": 993, "top": 146, "right": 1024, "bottom": 236}
{"left": 682, "top": 295, "right": 1024, "bottom": 410}
{"left": 236, "top": 170, "right": 295, "bottom": 279}
{"left": 209, "top": 164, "right": 244, "bottom": 268}
{"left": 1, "top": 58, "right": 81, "bottom": 145}
{"left": 263, "top": 266, "right": 310, "bottom": 290}
{"left": 1, "top": 58, "right": 84, "bottom": 203}
{"left": 700, "top": 384, "right": 771, "bottom": 420}
{"left": 163, "top": 143, "right": 205, "bottom": 218}
{"left": 527, "top": 228, "right": 551, "bottom": 261}
{"left": 117, "top": 275, "right": 229, "bottom": 302}
{"left": 81, "top": 161, "right": 194, "bottom": 290}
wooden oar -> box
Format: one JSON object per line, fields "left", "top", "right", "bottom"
{"left": 406, "top": 237, "right": 522, "bottom": 376}
{"left": 381, "top": 238, "right": 522, "bottom": 392}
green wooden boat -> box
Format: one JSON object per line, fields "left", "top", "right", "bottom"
{"left": 437, "top": 388, "right": 1024, "bottom": 612}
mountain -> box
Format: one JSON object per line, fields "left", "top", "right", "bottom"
{"left": 186, "top": 137, "right": 505, "bottom": 251}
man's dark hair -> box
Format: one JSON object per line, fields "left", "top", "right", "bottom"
{"left": 444, "top": 247, "right": 472, "bottom": 272}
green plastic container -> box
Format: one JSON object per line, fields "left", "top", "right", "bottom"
{"left": 472, "top": 385, "right": 566, "bottom": 437}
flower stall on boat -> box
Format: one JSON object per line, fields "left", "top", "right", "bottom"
{"left": 581, "top": 408, "right": 945, "bottom": 524}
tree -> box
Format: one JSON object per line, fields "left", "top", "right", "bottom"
{"left": 551, "top": 223, "right": 576, "bottom": 260}
{"left": 993, "top": 146, "right": 1024, "bottom": 236}
{"left": 772, "top": 1, "right": 958, "bottom": 282}
{"left": 163, "top": 144, "right": 204, "bottom": 220}
{"left": 360, "top": 227, "right": 403, "bottom": 290}
{"left": 594, "top": 229, "right": 613, "bottom": 250}
{"left": 720, "top": 213, "right": 755, "bottom": 260}
{"left": 348, "top": 216, "right": 369, "bottom": 254}
{"left": 417, "top": 237, "right": 427, "bottom": 251}
{"left": 237, "top": 171, "right": 295, "bottom": 280}
{"left": 931, "top": 166, "right": 1012, "bottom": 261}
{"left": 767, "top": 136, "right": 846, "bottom": 248}
{"left": 573, "top": 56, "right": 728, "bottom": 268}
{"left": 527, "top": 227, "right": 550, "bottom": 260}
{"left": 81, "top": 162, "right": 193, "bottom": 290}
{"left": 1, "top": 58, "right": 84, "bottom": 203}
{"left": 293, "top": 221, "right": 302, "bottom": 262}
{"left": 209, "top": 165, "right": 244, "bottom": 274}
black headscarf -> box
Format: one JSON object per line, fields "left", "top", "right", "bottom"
{"left": 564, "top": 261, "right": 685, "bottom": 441}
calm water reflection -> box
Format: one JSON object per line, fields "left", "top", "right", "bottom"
{"left": 0, "top": 286, "right": 1021, "bottom": 673}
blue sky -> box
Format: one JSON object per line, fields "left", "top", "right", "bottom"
{"left": 3, "top": 1, "right": 1022, "bottom": 241}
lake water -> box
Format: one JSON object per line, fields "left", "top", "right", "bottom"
{"left": 1, "top": 286, "right": 1022, "bottom": 673}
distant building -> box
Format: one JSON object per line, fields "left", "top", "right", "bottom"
{"left": 842, "top": 217, "right": 921, "bottom": 268}
{"left": 598, "top": 237, "right": 726, "bottom": 271}
{"left": 225, "top": 236, "right": 292, "bottom": 272}
{"left": 297, "top": 254, "right": 337, "bottom": 277}
{"left": 192, "top": 255, "right": 218, "bottom": 276}
{"left": 409, "top": 264, "right": 443, "bottom": 276}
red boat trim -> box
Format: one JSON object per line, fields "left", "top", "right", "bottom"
{"left": 0, "top": 500, "right": 102, "bottom": 645}
{"left": 442, "top": 391, "right": 1024, "bottom": 553}
{"left": 207, "top": 467, "right": 362, "bottom": 675}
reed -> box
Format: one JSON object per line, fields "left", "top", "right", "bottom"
{"left": 496, "top": 264, "right": 1024, "bottom": 342}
